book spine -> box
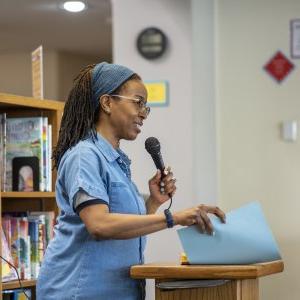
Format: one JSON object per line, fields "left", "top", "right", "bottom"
{"left": 2, "top": 217, "right": 12, "bottom": 250}
{"left": 47, "top": 124, "right": 52, "bottom": 191}
{"left": 10, "top": 218, "right": 20, "bottom": 273}
{"left": 18, "top": 218, "right": 30, "bottom": 279}
{"left": 29, "top": 219, "right": 40, "bottom": 278}
{"left": 0, "top": 113, "right": 3, "bottom": 191}
{"left": 1, "top": 225, "right": 18, "bottom": 282}
{"left": 2, "top": 113, "right": 7, "bottom": 191}
{"left": 39, "top": 117, "right": 44, "bottom": 191}
{"left": 42, "top": 117, "right": 48, "bottom": 192}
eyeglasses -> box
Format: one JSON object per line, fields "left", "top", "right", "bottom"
{"left": 110, "top": 94, "right": 151, "bottom": 116}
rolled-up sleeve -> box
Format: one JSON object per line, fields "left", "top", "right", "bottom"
{"left": 61, "top": 145, "right": 110, "bottom": 210}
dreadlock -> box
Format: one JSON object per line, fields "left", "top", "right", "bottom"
{"left": 53, "top": 64, "right": 98, "bottom": 169}
{"left": 53, "top": 66, "right": 142, "bottom": 169}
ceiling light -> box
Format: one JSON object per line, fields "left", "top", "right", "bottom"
{"left": 63, "top": 1, "right": 86, "bottom": 13}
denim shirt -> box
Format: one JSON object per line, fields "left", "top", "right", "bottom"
{"left": 37, "top": 133, "right": 147, "bottom": 300}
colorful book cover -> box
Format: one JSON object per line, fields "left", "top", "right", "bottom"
{"left": 1, "top": 227, "right": 18, "bottom": 282}
{"left": 5, "top": 117, "right": 45, "bottom": 191}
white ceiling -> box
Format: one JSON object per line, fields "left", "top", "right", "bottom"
{"left": 0, "top": 0, "right": 112, "bottom": 58}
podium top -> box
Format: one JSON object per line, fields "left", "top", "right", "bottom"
{"left": 130, "top": 260, "right": 284, "bottom": 280}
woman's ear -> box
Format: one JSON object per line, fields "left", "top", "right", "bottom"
{"left": 99, "top": 94, "right": 111, "bottom": 114}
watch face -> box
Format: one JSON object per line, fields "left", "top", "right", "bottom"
{"left": 137, "top": 27, "right": 167, "bottom": 59}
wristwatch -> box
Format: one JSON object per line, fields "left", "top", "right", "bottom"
{"left": 164, "top": 209, "right": 174, "bottom": 228}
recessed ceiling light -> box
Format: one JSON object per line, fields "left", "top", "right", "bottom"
{"left": 63, "top": 1, "right": 86, "bottom": 13}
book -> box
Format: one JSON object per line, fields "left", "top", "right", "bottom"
{"left": 42, "top": 117, "right": 48, "bottom": 191}
{"left": 28, "top": 218, "right": 40, "bottom": 278}
{"left": 27, "top": 214, "right": 46, "bottom": 270}
{"left": 5, "top": 117, "right": 45, "bottom": 191}
{"left": 1, "top": 227, "right": 18, "bottom": 282}
{"left": 10, "top": 217, "right": 31, "bottom": 280}
{"left": 12, "top": 156, "right": 39, "bottom": 192}
{"left": 47, "top": 124, "right": 52, "bottom": 191}
{"left": 18, "top": 218, "right": 31, "bottom": 280}
{"left": 2, "top": 288, "right": 32, "bottom": 300}
{"left": 29, "top": 211, "right": 55, "bottom": 246}
{"left": 0, "top": 113, "right": 7, "bottom": 191}
{"left": 2, "top": 216, "right": 12, "bottom": 250}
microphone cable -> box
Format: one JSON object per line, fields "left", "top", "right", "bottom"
{"left": 0, "top": 255, "right": 31, "bottom": 300}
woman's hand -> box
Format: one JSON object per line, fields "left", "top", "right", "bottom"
{"left": 173, "top": 205, "right": 226, "bottom": 235}
{"left": 146, "top": 167, "right": 177, "bottom": 214}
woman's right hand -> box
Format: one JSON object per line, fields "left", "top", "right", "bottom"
{"left": 173, "top": 205, "right": 226, "bottom": 235}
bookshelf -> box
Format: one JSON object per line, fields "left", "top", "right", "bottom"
{"left": 0, "top": 93, "right": 64, "bottom": 300}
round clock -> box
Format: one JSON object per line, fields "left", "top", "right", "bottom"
{"left": 136, "top": 27, "right": 168, "bottom": 60}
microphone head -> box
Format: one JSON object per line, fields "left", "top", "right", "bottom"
{"left": 145, "top": 137, "right": 161, "bottom": 155}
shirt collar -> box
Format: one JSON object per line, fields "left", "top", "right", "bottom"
{"left": 116, "top": 148, "right": 131, "bottom": 166}
{"left": 94, "top": 132, "right": 120, "bottom": 163}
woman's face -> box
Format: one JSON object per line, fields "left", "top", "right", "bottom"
{"left": 109, "top": 79, "right": 148, "bottom": 141}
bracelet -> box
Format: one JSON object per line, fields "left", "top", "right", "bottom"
{"left": 164, "top": 209, "right": 174, "bottom": 228}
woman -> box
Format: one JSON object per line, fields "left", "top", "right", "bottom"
{"left": 37, "top": 62, "right": 226, "bottom": 300}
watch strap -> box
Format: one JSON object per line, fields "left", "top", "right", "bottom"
{"left": 164, "top": 209, "right": 174, "bottom": 228}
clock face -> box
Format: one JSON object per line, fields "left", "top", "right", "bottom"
{"left": 137, "top": 27, "right": 167, "bottom": 59}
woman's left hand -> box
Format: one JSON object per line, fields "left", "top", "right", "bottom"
{"left": 147, "top": 167, "right": 177, "bottom": 213}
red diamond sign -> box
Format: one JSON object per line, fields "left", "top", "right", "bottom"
{"left": 264, "top": 51, "right": 294, "bottom": 83}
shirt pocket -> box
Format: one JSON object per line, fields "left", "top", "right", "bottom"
{"left": 109, "top": 181, "right": 139, "bottom": 214}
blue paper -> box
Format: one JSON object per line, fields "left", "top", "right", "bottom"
{"left": 177, "top": 201, "right": 281, "bottom": 264}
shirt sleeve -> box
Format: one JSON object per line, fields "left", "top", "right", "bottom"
{"left": 73, "top": 190, "right": 108, "bottom": 215}
{"left": 62, "top": 145, "right": 110, "bottom": 210}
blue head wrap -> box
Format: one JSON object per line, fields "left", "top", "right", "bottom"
{"left": 91, "top": 62, "right": 135, "bottom": 110}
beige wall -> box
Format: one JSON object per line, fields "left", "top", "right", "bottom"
{"left": 217, "top": 0, "right": 300, "bottom": 299}
{"left": 57, "top": 52, "right": 105, "bottom": 102}
{"left": 0, "top": 51, "right": 101, "bottom": 101}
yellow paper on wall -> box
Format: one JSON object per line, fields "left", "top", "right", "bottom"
{"left": 145, "top": 81, "right": 167, "bottom": 105}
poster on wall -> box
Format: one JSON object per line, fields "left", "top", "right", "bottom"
{"left": 144, "top": 81, "right": 168, "bottom": 106}
{"left": 263, "top": 51, "right": 295, "bottom": 83}
{"left": 31, "top": 45, "right": 44, "bottom": 99}
{"left": 290, "top": 19, "right": 300, "bottom": 59}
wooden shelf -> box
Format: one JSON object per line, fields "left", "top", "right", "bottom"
{"left": 2, "top": 279, "right": 36, "bottom": 290}
{"left": 1, "top": 192, "right": 55, "bottom": 198}
{"left": 0, "top": 93, "right": 64, "bottom": 111}
{"left": 0, "top": 93, "right": 63, "bottom": 298}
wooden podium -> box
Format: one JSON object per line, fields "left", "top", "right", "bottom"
{"left": 131, "top": 260, "right": 284, "bottom": 300}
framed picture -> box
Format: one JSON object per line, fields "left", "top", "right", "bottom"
{"left": 12, "top": 156, "right": 39, "bottom": 191}
{"left": 291, "top": 19, "right": 300, "bottom": 59}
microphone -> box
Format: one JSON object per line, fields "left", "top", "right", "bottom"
{"left": 145, "top": 137, "right": 173, "bottom": 211}
{"left": 145, "top": 137, "right": 166, "bottom": 177}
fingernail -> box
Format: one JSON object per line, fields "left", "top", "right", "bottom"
{"left": 212, "top": 231, "right": 216, "bottom": 236}
{"left": 164, "top": 169, "right": 168, "bottom": 175}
